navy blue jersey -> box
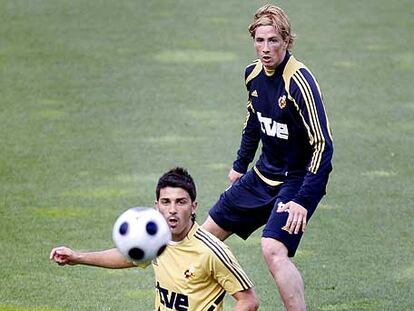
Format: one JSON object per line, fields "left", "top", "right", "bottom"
{"left": 232, "top": 52, "right": 333, "bottom": 210}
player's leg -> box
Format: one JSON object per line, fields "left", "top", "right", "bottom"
{"left": 204, "top": 170, "right": 274, "bottom": 241}
{"left": 261, "top": 176, "right": 323, "bottom": 311}
{"left": 261, "top": 237, "right": 305, "bottom": 311}
{"left": 262, "top": 199, "right": 306, "bottom": 311}
{"left": 202, "top": 215, "right": 232, "bottom": 241}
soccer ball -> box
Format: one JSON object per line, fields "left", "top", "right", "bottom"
{"left": 112, "top": 207, "right": 171, "bottom": 263}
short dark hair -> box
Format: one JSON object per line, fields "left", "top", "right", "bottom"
{"left": 156, "top": 167, "right": 197, "bottom": 202}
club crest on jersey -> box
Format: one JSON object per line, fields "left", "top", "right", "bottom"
{"left": 278, "top": 95, "right": 287, "bottom": 109}
{"left": 184, "top": 265, "right": 196, "bottom": 280}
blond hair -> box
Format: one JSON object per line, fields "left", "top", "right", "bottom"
{"left": 248, "top": 4, "right": 296, "bottom": 50}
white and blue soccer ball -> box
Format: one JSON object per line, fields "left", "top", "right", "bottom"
{"left": 112, "top": 207, "right": 171, "bottom": 263}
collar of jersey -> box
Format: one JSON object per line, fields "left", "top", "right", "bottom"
{"left": 264, "top": 51, "right": 291, "bottom": 77}
{"left": 168, "top": 222, "right": 199, "bottom": 245}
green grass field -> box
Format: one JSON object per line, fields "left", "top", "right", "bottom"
{"left": 1, "top": 0, "right": 413, "bottom": 310}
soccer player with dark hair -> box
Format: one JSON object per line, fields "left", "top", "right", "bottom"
{"left": 203, "top": 4, "right": 333, "bottom": 311}
{"left": 50, "top": 167, "right": 259, "bottom": 311}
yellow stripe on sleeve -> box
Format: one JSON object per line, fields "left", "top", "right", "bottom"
{"left": 292, "top": 72, "right": 325, "bottom": 173}
{"left": 245, "top": 60, "right": 263, "bottom": 85}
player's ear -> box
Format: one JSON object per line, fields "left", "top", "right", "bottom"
{"left": 192, "top": 201, "right": 198, "bottom": 214}
{"left": 154, "top": 201, "right": 159, "bottom": 210}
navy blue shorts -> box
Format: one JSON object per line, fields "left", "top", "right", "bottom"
{"left": 209, "top": 169, "right": 323, "bottom": 257}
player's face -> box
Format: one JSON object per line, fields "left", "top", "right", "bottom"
{"left": 155, "top": 187, "right": 197, "bottom": 242}
{"left": 254, "top": 25, "right": 288, "bottom": 70}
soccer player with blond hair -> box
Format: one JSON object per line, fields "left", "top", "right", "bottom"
{"left": 203, "top": 5, "right": 333, "bottom": 311}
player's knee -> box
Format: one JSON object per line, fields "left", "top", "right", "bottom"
{"left": 261, "top": 237, "right": 289, "bottom": 267}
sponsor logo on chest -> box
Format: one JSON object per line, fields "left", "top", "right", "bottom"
{"left": 257, "top": 112, "right": 289, "bottom": 139}
{"left": 156, "top": 281, "right": 189, "bottom": 311}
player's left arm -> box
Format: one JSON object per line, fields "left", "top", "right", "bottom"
{"left": 209, "top": 242, "right": 258, "bottom": 310}
{"left": 280, "top": 67, "right": 333, "bottom": 234}
{"left": 232, "top": 288, "right": 259, "bottom": 311}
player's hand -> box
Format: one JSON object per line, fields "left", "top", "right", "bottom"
{"left": 50, "top": 246, "right": 79, "bottom": 266}
{"left": 277, "top": 201, "right": 307, "bottom": 234}
{"left": 228, "top": 169, "right": 243, "bottom": 185}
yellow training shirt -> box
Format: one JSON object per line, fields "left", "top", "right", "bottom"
{"left": 151, "top": 223, "right": 253, "bottom": 311}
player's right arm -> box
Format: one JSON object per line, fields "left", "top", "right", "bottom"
{"left": 49, "top": 246, "right": 135, "bottom": 269}
{"left": 228, "top": 168, "right": 244, "bottom": 185}
{"left": 232, "top": 99, "right": 261, "bottom": 175}
{"left": 232, "top": 65, "right": 262, "bottom": 177}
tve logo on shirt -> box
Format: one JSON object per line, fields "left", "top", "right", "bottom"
{"left": 257, "top": 112, "right": 289, "bottom": 139}
{"left": 156, "top": 282, "right": 189, "bottom": 311}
